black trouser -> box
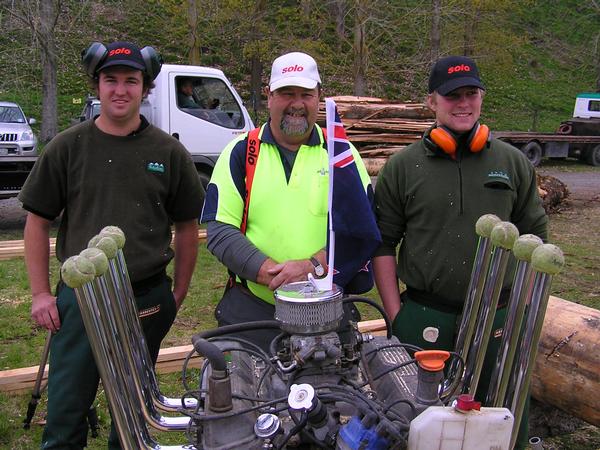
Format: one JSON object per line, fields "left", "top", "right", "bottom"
{"left": 214, "top": 282, "right": 361, "bottom": 353}
{"left": 42, "top": 277, "right": 176, "bottom": 450}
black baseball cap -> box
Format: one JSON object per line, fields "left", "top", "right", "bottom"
{"left": 97, "top": 41, "right": 146, "bottom": 73}
{"left": 428, "top": 56, "right": 485, "bottom": 96}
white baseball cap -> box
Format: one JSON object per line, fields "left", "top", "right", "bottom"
{"left": 269, "top": 52, "right": 321, "bottom": 91}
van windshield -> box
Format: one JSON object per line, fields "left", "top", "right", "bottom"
{"left": 176, "top": 76, "right": 246, "bottom": 129}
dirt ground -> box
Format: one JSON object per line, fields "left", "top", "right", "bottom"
{"left": 537, "top": 167, "right": 600, "bottom": 203}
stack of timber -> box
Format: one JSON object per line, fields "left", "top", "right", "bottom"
{"left": 317, "top": 96, "right": 568, "bottom": 212}
{"left": 317, "top": 96, "right": 434, "bottom": 173}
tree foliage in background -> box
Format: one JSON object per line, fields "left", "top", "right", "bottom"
{"left": 0, "top": 0, "right": 598, "bottom": 134}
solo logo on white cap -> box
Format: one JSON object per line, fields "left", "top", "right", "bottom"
{"left": 269, "top": 52, "right": 321, "bottom": 91}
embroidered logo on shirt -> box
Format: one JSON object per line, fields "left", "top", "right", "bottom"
{"left": 147, "top": 162, "right": 165, "bottom": 173}
{"left": 488, "top": 170, "right": 509, "bottom": 181}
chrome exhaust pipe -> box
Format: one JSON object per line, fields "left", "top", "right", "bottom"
{"left": 507, "top": 244, "right": 564, "bottom": 450}
{"left": 461, "top": 222, "right": 519, "bottom": 396}
{"left": 443, "top": 214, "right": 500, "bottom": 399}
{"left": 75, "top": 280, "right": 154, "bottom": 449}
{"left": 111, "top": 249, "right": 197, "bottom": 411}
{"left": 529, "top": 436, "right": 543, "bottom": 450}
{"left": 100, "top": 254, "right": 191, "bottom": 431}
{"left": 486, "top": 235, "right": 542, "bottom": 406}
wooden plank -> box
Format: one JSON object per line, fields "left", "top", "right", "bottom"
{"left": 0, "top": 230, "right": 206, "bottom": 261}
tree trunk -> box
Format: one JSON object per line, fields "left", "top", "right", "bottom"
{"left": 249, "top": 0, "right": 266, "bottom": 117}
{"left": 38, "top": 0, "right": 58, "bottom": 143}
{"left": 595, "top": 31, "right": 600, "bottom": 92}
{"left": 352, "top": 1, "right": 368, "bottom": 96}
{"left": 187, "top": 0, "right": 201, "bottom": 65}
{"left": 300, "top": 0, "right": 311, "bottom": 16}
{"left": 329, "top": 0, "right": 346, "bottom": 41}
{"left": 462, "top": 1, "right": 480, "bottom": 57}
{"left": 430, "top": 0, "right": 441, "bottom": 62}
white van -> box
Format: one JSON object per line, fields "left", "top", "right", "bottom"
{"left": 75, "top": 64, "right": 255, "bottom": 186}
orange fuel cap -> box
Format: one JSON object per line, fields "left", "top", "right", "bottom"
{"left": 414, "top": 350, "right": 450, "bottom": 372}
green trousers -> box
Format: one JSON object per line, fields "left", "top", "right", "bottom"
{"left": 41, "top": 278, "right": 176, "bottom": 450}
{"left": 393, "top": 294, "right": 530, "bottom": 450}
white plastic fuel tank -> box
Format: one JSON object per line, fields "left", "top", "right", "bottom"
{"left": 407, "top": 405, "right": 514, "bottom": 450}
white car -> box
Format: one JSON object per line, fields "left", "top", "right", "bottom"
{"left": 0, "top": 101, "right": 38, "bottom": 156}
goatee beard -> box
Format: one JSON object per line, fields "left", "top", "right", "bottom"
{"left": 280, "top": 114, "right": 309, "bottom": 136}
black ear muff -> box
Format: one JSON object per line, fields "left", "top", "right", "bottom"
{"left": 81, "top": 42, "right": 107, "bottom": 78}
{"left": 140, "top": 46, "right": 163, "bottom": 81}
{"left": 467, "top": 123, "right": 490, "bottom": 153}
{"left": 429, "top": 126, "right": 458, "bottom": 157}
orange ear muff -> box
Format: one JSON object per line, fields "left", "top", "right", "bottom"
{"left": 429, "top": 127, "right": 457, "bottom": 157}
{"left": 468, "top": 123, "right": 490, "bottom": 153}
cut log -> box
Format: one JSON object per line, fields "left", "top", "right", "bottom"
{"left": 363, "top": 158, "right": 387, "bottom": 176}
{"left": 530, "top": 296, "right": 600, "bottom": 427}
{"left": 537, "top": 173, "right": 569, "bottom": 212}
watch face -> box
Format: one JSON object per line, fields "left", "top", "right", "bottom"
{"left": 311, "top": 257, "right": 325, "bottom": 277}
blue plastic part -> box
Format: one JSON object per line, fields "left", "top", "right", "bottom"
{"left": 337, "top": 416, "right": 390, "bottom": 450}
{"left": 337, "top": 416, "right": 367, "bottom": 449}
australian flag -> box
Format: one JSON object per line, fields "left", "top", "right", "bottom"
{"left": 324, "top": 98, "right": 382, "bottom": 294}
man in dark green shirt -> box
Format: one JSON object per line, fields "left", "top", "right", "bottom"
{"left": 373, "top": 55, "right": 547, "bottom": 450}
{"left": 19, "top": 41, "right": 203, "bottom": 450}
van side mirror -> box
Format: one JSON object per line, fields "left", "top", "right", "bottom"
{"left": 28, "top": 118, "right": 37, "bottom": 125}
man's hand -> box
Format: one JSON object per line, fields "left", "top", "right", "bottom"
{"left": 31, "top": 292, "right": 60, "bottom": 333}
{"left": 267, "top": 259, "right": 313, "bottom": 291}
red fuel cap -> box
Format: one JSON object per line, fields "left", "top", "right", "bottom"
{"left": 456, "top": 394, "right": 481, "bottom": 412}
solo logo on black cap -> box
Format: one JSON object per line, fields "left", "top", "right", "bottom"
{"left": 108, "top": 47, "right": 132, "bottom": 57}
{"left": 447, "top": 64, "right": 472, "bottom": 74}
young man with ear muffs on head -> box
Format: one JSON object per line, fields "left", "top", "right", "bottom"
{"left": 372, "top": 55, "right": 548, "bottom": 450}
{"left": 18, "top": 41, "right": 204, "bottom": 449}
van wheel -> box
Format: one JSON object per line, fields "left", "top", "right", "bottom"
{"left": 522, "top": 141, "right": 542, "bottom": 167}
{"left": 585, "top": 144, "right": 600, "bottom": 167}
{"left": 198, "top": 171, "right": 211, "bottom": 190}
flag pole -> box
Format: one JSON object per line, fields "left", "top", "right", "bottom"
{"left": 311, "top": 98, "right": 336, "bottom": 291}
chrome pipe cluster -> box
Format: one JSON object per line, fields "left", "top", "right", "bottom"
{"left": 445, "top": 215, "right": 564, "bottom": 448}
{"left": 61, "top": 226, "right": 193, "bottom": 450}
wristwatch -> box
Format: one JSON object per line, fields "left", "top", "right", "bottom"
{"left": 310, "top": 257, "right": 325, "bottom": 278}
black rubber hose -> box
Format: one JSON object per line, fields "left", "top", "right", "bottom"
{"left": 193, "top": 320, "right": 281, "bottom": 340}
{"left": 191, "top": 336, "right": 227, "bottom": 372}
{"left": 269, "top": 332, "right": 287, "bottom": 357}
{"left": 342, "top": 296, "right": 392, "bottom": 339}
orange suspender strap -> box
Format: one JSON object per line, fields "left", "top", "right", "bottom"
{"left": 240, "top": 126, "right": 327, "bottom": 234}
{"left": 241, "top": 127, "right": 261, "bottom": 234}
